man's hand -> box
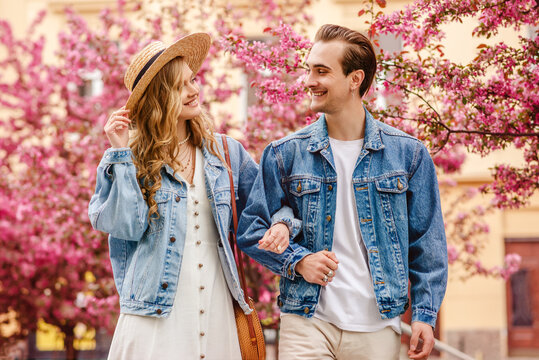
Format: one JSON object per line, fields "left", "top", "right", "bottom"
{"left": 408, "top": 321, "right": 435, "bottom": 360}
{"left": 295, "top": 250, "right": 338, "bottom": 286}
{"left": 258, "top": 223, "right": 289, "bottom": 254}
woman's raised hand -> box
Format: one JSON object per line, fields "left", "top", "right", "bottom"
{"left": 104, "top": 107, "right": 131, "bottom": 148}
{"left": 258, "top": 223, "right": 289, "bottom": 254}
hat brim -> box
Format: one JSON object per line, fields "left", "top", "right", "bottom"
{"left": 125, "top": 33, "right": 211, "bottom": 111}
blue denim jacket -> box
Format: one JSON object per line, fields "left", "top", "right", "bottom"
{"left": 88, "top": 135, "right": 293, "bottom": 317}
{"left": 237, "top": 110, "right": 448, "bottom": 327}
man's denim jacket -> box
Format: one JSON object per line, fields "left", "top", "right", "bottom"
{"left": 237, "top": 110, "right": 448, "bottom": 327}
{"left": 88, "top": 135, "right": 293, "bottom": 317}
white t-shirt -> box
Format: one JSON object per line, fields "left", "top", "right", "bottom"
{"left": 314, "top": 137, "right": 401, "bottom": 334}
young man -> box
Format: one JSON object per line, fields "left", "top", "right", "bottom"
{"left": 237, "top": 24, "right": 448, "bottom": 360}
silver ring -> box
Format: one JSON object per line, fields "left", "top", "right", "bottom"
{"left": 327, "top": 270, "right": 334, "bottom": 277}
{"left": 323, "top": 275, "right": 329, "bottom": 282}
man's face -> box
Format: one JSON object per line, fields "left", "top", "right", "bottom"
{"left": 304, "top": 40, "right": 351, "bottom": 115}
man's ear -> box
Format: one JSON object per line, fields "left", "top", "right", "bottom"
{"left": 350, "top": 69, "right": 365, "bottom": 92}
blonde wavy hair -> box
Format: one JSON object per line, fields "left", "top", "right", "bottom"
{"left": 129, "top": 57, "right": 224, "bottom": 221}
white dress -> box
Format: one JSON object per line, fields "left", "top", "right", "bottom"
{"left": 108, "top": 148, "right": 241, "bottom": 360}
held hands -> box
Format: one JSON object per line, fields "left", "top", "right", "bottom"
{"left": 104, "top": 106, "right": 131, "bottom": 148}
{"left": 408, "top": 321, "right": 435, "bottom": 360}
{"left": 258, "top": 223, "right": 289, "bottom": 254}
{"left": 295, "top": 250, "right": 339, "bottom": 286}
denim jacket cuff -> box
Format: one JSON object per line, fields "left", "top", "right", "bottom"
{"left": 411, "top": 308, "right": 438, "bottom": 328}
{"left": 101, "top": 147, "right": 133, "bottom": 165}
{"left": 282, "top": 247, "right": 311, "bottom": 280}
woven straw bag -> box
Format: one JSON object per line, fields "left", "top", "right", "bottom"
{"left": 222, "top": 135, "right": 266, "bottom": 360}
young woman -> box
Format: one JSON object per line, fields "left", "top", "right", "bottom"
{"left": 88, "top": 33, "right": 290, "bottom": 359}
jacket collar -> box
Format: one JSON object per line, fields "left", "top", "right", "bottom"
{"left": 162, "top": 140, "right": 225, "bottom": 180}
{"left": 307, "top": 107, "right": 385, "bottom": 152}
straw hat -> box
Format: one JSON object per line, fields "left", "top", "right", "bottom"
{"left": 124, "top": 33, "right": 211, "bottom": 111}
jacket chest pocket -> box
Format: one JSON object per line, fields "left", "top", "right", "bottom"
{"left": 288, "top": 178, "right": 321, "bottom": 244}
{"left": 148, "top": 190, "right": 172, "bottom": 235}
{"left": 375, "top": 174, "right": 408, "bottom": 227}
{"left": 212, "top": 188, "right": 237, "bottom": 235}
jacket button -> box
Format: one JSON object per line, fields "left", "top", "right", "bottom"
{"left": 278, "top": 300, "right": 283, "bottom": 307}
{"left": 194, "top": 199, "right": 199, "bottom": 205}
{"left": 200, "top": 309, "right": 205, "bottom": 314}
{"left": 200, "top": 331, "right": 205, "bottom": 336}
{"left": 198, "top": 263, "right": 203, "bottom": 268}
{"left": 170, "top": 237, "right": 176, "bottom": 243}
{"left": 156, "top": 309, "right": 162, "bottom": 315}
{"left": 397, "top": 179, "right": 404, "bottom": 190}
{"left": 326, "top": 215, "right": 332, "bottom": 222}
{"left": 162, "top": 283, "right": 168, "bottom": 289}
{"left": 328, "top": 185, "right": 333, "bottom": 190}
{"left": 194, "top": 211, "right": 199, "bottom": 216}
{"left": 195, "top": 224, "right": 200, "bottom": 229}
{"left": 303, "top": 307, "right": 310, "bottom": 314}
{"left": 196, "top": 240, "right": 201, "bottom": 245}
{"left": 200, "top": 285, "right": 205, "bottom": 290}
{"left": 175, "top": 196, "right": 180, "bottom": 202}
{"left": 200, "top": 355, "right": 205, "bottom": 359}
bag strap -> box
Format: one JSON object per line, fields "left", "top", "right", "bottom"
{"left": 221, "top": 134, "right": 258, "bottom": 345}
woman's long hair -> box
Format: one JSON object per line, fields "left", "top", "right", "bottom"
{"left": 129, "top": 57, "right": 224, "bottom": 220}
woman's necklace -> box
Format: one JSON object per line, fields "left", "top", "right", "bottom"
{"left": 178, "top": 133, "right": 191, "bottom": 146}
{"left": 177, "top": 141, "right": 195, "bottom": 183}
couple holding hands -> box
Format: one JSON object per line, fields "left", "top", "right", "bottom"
{"left": 89, "top": 24, "right": 447, "bottom": 360}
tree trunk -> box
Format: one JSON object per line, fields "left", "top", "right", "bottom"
{"left": 62, "top": 325, "right": 78, "bottom": 360}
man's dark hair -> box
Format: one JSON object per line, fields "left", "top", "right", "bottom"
{"left": 314, "top": 24, "right": 376, "bottom": 97}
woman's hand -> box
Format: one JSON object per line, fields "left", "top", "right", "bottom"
{"left": 104, "top": 107, "right": 131, "bottom": 148}
{"left": 258, "top": 223, "right": 289, "bottom": 254}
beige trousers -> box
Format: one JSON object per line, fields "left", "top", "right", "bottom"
{"left": 279, "top": 314, "right": 401, "bottom": 360}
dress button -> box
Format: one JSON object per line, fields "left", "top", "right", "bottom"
{"left": 194, "top": 200, "right": 199, "bottom": 205}
{"left": 303, "top": 307, "right": 309, "bottom": 314}
{"left": 170, "top": 237, "right": 176, "bottom": 243}
{"left": 200, "top": 355, "right": 205, "bottom": 359}
{"left": 198, "top": 263, "right": 203, "bottom": 268}
{"left": 196, "top": 240, "right": 201, "bottom": 245}
{"left": 175, "top": 196, "right": 180, "bottom": 202}
{"left": 195, "top": 224, "right": 200, "bottom": 229}
{"left": 200, "top": 309, "right": 205, "bottom": 314}
{"left": 326, "top": 215, "right": 332, "bottom": 221}
{"left": 200, "top": 285, "right": 205, "bottom": 290}
{"left": 161, "top": 283, "right": 168, "bottom": 289}
{"left": 194, "top": 211, "right": 199, "bottom": 216}
{"left": 156, "top": 309, "right": 162, "bottom": 315}
{"left": 200, "top": 331, "right": 205, "bottom": 336}
{"left": 328, "top": 185, "right": 333, "bottom": 190}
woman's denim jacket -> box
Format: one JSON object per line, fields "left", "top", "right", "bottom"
{"left": 88, "top": 135, "right": 293, "bottom": 317}
{"left": 237, "top": 110, "right": 448, "bottom": 327}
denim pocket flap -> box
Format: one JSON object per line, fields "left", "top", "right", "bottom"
{"left": 213, "top": 188, "right": 237, "bottom": 205}
{"left": 375, "top": 175, "right": 408, "bottom": 194}
{"left": 289, "top": 178, "right": 321, "bottom": 197}
{"left": 154, "top": 191, "right": 172, "bottom": 203}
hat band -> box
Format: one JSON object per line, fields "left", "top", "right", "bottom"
{"left": 132, "top": 49, "right": 165, "bottom": 91}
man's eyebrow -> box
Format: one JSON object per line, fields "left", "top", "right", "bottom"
{"left": 304, "top": 63, "right": 332, "bottom": 70}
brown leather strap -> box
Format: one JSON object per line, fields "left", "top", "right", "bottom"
{"left": 221, "top": 134, "right": 258, "bottom": 346}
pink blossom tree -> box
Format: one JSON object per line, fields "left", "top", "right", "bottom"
{"left": 0, "top": 0, "right": 313, "bottom": 355}
{"left": 0, "top": 0, "right": 535, "bottom": 355}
